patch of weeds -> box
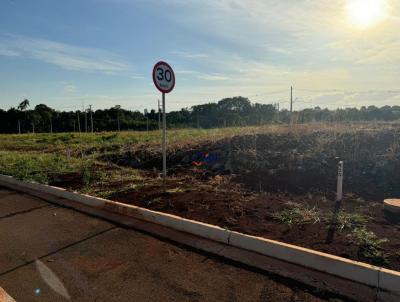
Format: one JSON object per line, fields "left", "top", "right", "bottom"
{"left": 166, "top": 187, "right": 185, "bottom": 193}
{"left": 101, "top": 133, "right": 118, "bottom": 141}
{"left": 95, "top": 189, "right": 114, "bottom": 199}
{"left": 348, "top": 227, "right": 389, "bottom": 266}
{"left": 78, "top": 185, "right": 92, "bottom": 195}
{"left": 79, "top": 161, "right": 106, "bottom": 186}
{"left": 35, "top": 137, "right": 51, "bottom": 144}
{"left": 353, "top": 197, "right": 366, "bottom": 203}
{"left": 272, "top": 202, "right": 321, "bottom": 227}
{"left": 97, "top": 184, "right": 137, "bottom": 199}
{"left": 58, "top": 134, "right": 75, "bottom": 143}
{"left": 0, "top": 151, "right": 77, "bottom": 184}
{"left": 329, "top": 211, "right": 369, "bottom": 232}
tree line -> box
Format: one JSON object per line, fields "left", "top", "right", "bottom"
{"left": 1, "top": 97, "right": 400, "bottom": 133}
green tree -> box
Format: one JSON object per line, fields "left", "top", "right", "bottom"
{"left": 17, "top": 99, "right": 30, "bottom": 132}
{"left": 18, "top": 99, "right": 30, "bottom": 111}
{"left": 35, "top": 104, "right": 54, "bottom": 132}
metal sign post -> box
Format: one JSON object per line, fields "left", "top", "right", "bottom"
{"left": 152, "top": 61, "right": 175, "bottom": 180}
{"left": 162, "top": 93, "right": 167, "bottom": 178}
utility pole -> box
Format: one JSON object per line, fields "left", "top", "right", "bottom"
{"left": 32, "top": 122, "right": 35, "bottom": 134}
{"left": 89, "top": 105, "right": 93, "bottom": 133}
{"left": 158, "top": 100, "right": 161, "bottom": 130}
{"left": 77, "top": 112, "right": 81, "bottom": 133}
{"left": 18, "top": 120, "right": 21, "bottom": 134}
{"left": 290, "top": 86, "right": 293, "bottom": 113}
{"left": 50, "top": 118, "right": 53, "bottom": 134}
{"left": 84, "top": 108, "right": 88, "bottom": 133}
{"left": 73, "top": 120, "right": 76, "bottom": 133}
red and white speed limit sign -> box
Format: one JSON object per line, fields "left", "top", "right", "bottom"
{"left": 152, "top": 61, "right": 175, "bottom": 94}
{"left": 152, "top": 60, "right": 175, "bottom": 180}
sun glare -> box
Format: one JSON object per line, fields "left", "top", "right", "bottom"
{"left": 347, "top": 0, "right": 388, "bottom": 28}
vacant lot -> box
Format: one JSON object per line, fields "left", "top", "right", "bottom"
{"left": 1, "top": 122, "right": 400, "bottom": 271}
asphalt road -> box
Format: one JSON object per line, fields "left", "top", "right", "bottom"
{"left": 0, "top": 187, "right": 336, "bottom": 302}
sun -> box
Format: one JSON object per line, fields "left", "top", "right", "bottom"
{"left": 347, "top": 0, "right": 388, "bottom": 28}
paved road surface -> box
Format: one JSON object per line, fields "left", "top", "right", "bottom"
{"left": 0, "top": 187, "right": 337, "bottom": 302}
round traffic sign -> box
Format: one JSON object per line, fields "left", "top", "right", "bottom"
{"left": 152, "top": 61, "right": 175, "bottom": 94}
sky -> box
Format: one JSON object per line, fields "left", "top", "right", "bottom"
{"left": 0, "top": 0, "right": 399, "bottom": 112}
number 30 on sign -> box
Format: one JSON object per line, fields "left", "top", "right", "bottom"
{"left": 152, "top": 61, "right": 175, "bottom": 94}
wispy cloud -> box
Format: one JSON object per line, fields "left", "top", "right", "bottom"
{"left": 0, "top": 35, "right": 130, "bottom": 73}
{"left": 175, "top": 69, "right": 229, "bottom": 81}
{"left": 296, "top": 89, "right": 400, "bottom": 109}
{"left": 197, "top": 73, "right": 230, "bottom": 81}
{"left": 130, "top": 75, "right": 145, "bottom": 79}
{"left": 161, "top": 0, "right": 400, "bottom": 67}
{"left": 330, "top": 33, "right": 400, "bottom": 65}
{"left": 175, "top": 69, "right": 196, "bottom": 75}
{"left": 63, "top": 83, "right": 77, "bottom": 93}
{"left": 171, "top": 50, "right": 208, "bottom": 59}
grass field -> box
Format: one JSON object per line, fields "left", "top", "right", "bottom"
{"left": 0, "top": 127, "right": 264, "bottom": 193}
{"left": 1, "top": 122, "right": 400, "bottom": 270}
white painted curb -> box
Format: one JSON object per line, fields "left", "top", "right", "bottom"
{"left": 229, "top": 231, "right": 379, "bottom": 287}
{"left": 1, "top": 174, "right": 399, "bottom": 296}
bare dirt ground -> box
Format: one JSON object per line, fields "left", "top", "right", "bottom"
{"left": 106, "top": 167, "right": 400, "bottom": 271}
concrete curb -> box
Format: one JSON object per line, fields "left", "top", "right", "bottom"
{"left": 1, "top": 174, "right": 399, "bottom": 297}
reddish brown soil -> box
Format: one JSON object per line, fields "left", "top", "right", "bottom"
{"left": 48, "top": 172, "right": 83, "bottom": 190}
{"left": 106, "top": 168, "right": 400, "bottom": 272}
